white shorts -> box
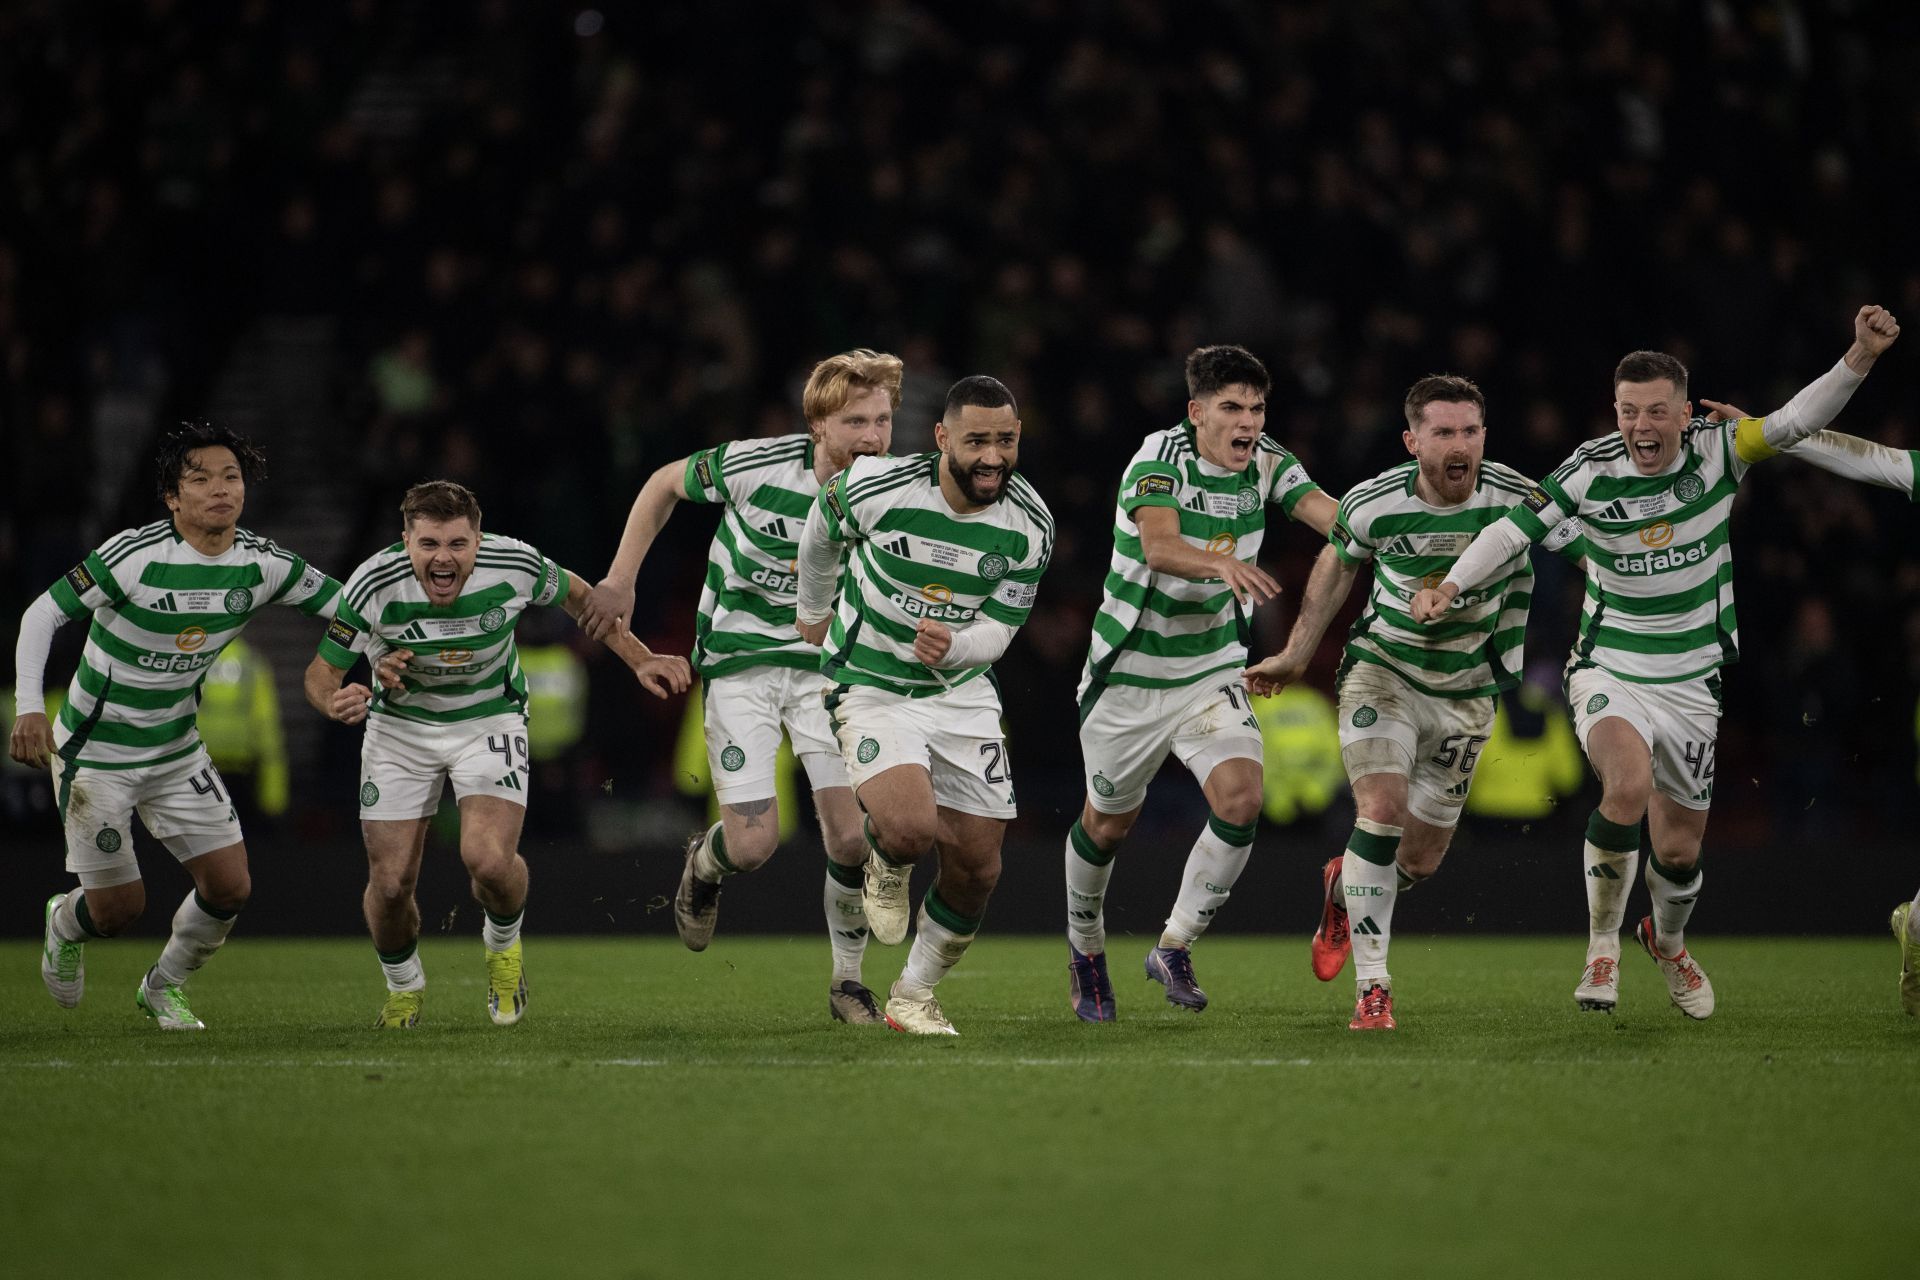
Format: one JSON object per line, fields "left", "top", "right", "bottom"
{"left": 705, "top": 667, "right": 849, "bottom": 804}
{"left": 1336, "top": 661, "right": 1495, "bottom": 829}
{"left": 359, "top": 712, "right": 532, "bottom": 821}
{"left": 1565, "top": 665, "right": 1720, "bottom": 810}
{"left": 828, "top": 677, "right": 1015, "bottom": 821}
{"left": 52, "top": 743, "right": 243, "bottom": 887}
{"left": 1077, "top": 678, "right": 1264, "bottom": 815}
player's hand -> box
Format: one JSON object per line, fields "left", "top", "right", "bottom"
{"left": 1243, "top": 650, "right": 1309, "bottom": 698}
{"left": 374, "top": 648, "right": 412, "bottom": 692}
{"left": 633, "top": 653, "right": 692, "bottom": 699}
{"left": 8, "top": 711, "right": 53, "bottom": 770}
{"left": 579, "top": 577, "right": 634, "bottom": 643}
{"left": 329, "top": 682, "right": 375, "bottom": 725}
{"left": 1217, "top": 557, "right": 1282, "bottom": 608}
{"left": 913, "top": 619, "right": 952, "bottom": 665}
{"left": 1698, "top": 399, "right": 1751, "bottom": 424}
{"left": 797, "top": 616, "right": 830, "bottom": 647}
{"left": 1855, "top": 304, "right": 1901, "bottom": 358}
{"left": 1409, "top": 583, "right": 1458, "bottom": 624}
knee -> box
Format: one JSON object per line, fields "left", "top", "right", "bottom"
{"left": 824, "top": 830, "right": 868, "bottom": 868}
{"left": 85, "top": 886, "right": 145, "bottom": 935}
{"left": 1080, "top": 807, "right": 1134, "bottom": 849}
{"left": 464, "top": 847, "right": 520, "bottom": 892}
{"left": 1354, "top": 792, "right": 1407, "bottom": 830}
{"left": 1600, "top": 767, "right": 1652, "bottom": 816}
{"left": 1398, "top": 840, "right": 1448, "bottom": 880}
{"left": 366, "top": 871, "right": 415, "bottom": 910}
{"left": 200, "top": 873, "right": 251, "bottom": 915}
{"left": 871, "top": 812, "right": 936, "bottom": 860}
{"left": 722, "top": 825, "right": 778, "bottom": 872}
{"left": 1210, "top": 786, "right": 1263, "bottom": 831}
{"left": 945, "top": 856, "right": 1001, "bottom": 903}
{"left": 1652, "top": 843, "right": 1701, "bottom": 875}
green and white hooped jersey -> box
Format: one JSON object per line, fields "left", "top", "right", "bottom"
{"left": 317, "top": 534, "right": 567, "bottom": 725}
{"left": 1512, "top": 416, "right": 1758, "bottom": 683}
{"left": 48, "top": 521, "right": 341, "bottom": 770}
{"left": 815, "top": 452, "right": 1052, "bottom": 698}
{"left": 1332, "top": 460, "right": 1572, "bottom": 700}
{"left": 683, "top": 432, "right": 825, "bottom": 679}
{"left": 1079, "top": 422, "right": 1321, "bottom": 709}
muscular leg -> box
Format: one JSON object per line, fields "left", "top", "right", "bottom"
{"left": 1160, "top": 757, "right": 1261, "bottom": 949}
{"left": 896, "top": 807, "right": 1005, "bottom": 1000}
{"left": 363, "top": 817, "right": 431, "bottom": 990}
{"left": 459, "top": 794, "right": 530, "bottom": 930}
{"left": 1066, "top": 796, "right": 1140, "bottom": 956}
{"left": 1645, "top": 793, "right": 1710, "bottom": 954}
{"left": 149, "top": 841, "right": 250, "bottom": 990}
{"left": 857, "top": 765, "right": 939, "bottom": 865}
{"left": 1580, "top": 717, "right": 1653, "bottom": 961}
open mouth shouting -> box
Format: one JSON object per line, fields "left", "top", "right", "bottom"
{"left": 1226, "top": 432, "right": 1257, "bottom": 466}
{"left": 426, "top": 564, "right": 459, "bottom": 600}
{"left": 970, "top": 465, "right": 1008, "bottom": 498}
{"left": 1443, "top": 459, "right": 1471, "bottom": 485}
{"left": 1630, "top": 436, "right": 1665, "bottom": 470}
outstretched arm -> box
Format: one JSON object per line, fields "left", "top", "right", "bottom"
{"left": 1703, "top": 398, "right": 1917, "bottom": 496}
{"left": 560, "top": 569, "right": 691, "bottom": 698}
{"left": 1736, "top": 305, "right": 1900, "bottom": 460}
{"left": 580, "top": 458, "right": 693, "bottom": 641}
{"left": 1245, "top": 544, "right": 1359, "bottom": 695}
{"left": 1136, "top": 506, "right": 1281, "bottom": 607}
{"left": 1410, "top": 514, "right": 1541, "bottom": 624}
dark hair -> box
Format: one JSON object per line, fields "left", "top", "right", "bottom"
{"left": 1614, "top": 350, "right": 1689, "bottom": 396}
{"left": 401, "top": 479, "right": 483, "bottom": 529}
{"left": 943, "top": 374, "right": 1017, "bottom": 418}
{"left": 1403, "top": 373, "right": 1486, "bottom": 428}
{"left": 154, "top": 422, "right": 267, "bottom": 502}
{"left": 1185, "top": 345, "right": 1271, "bottom": 401}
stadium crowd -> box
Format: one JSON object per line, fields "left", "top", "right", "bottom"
{"left": 5, "top": 0, "right": 1920, "bottom": 843}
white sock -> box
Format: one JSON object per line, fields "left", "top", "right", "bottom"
{"left": 897, "top": 891, "right": 980, "bottom": 998}
{"left": 1583, "top": 811, "right": 1640, "bottom": 962}
{"left": 1161, "top": 813, "right": 1257, "bottom": 948}
{"left": 824, "top": 862, "right": 868, "bottom": 983}
{"left": 483, "top": 906, "right": 524, "bottom": 951}
{"left": 692, "top": 822, "right": 734, "bottom": 881}
{"left": 1345, "top": 823, "right": 1402, "bottom": 986}
{"left": 152, "top": 892, "right": 237, "bottom": 989}
{"left": 1065, "top": 820, "right": 1115, "bottom": 955}
{"left": 50, "top": 888, "right": 90, "bottom": 942}
{"left": 1646, "top": 858, "right": 1701, "bottom": 956}
{"left": 379, "top": 941, "right": 426, "bottom": 993}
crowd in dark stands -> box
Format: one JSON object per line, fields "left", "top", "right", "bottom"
{"left": 6, "top": 0, "right": 1920, "bottom": 841}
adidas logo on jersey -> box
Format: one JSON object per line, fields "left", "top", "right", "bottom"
{"left": 881, "top": 536, "right": 912, "bottom": 558}
{"left": 398, "top": 621, "right": 431, "bottom": 642}
{"left": 150, "top": 593, "right": 180, "bottom": 612}
{"left": 1381, "top": 536, "right": 1418, "bottom": 558}
{"left": 1596, "top": 500, "right": 1630, "bottom": 522}
{"left": 761, "top": 517, "right": 791, "bottom": 539}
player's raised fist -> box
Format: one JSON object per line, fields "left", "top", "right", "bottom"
{"left": 1856, "top": 305, "right": 1901, "bottom": 357}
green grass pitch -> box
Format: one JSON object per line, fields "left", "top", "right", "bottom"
{"left": 2, "top": 934, "right": 1910, "bottom": 1279}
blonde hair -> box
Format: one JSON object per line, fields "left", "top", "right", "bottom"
{"left": 802, "top": 349, "right": 904, "bottom": 425}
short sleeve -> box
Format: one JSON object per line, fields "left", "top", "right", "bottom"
{"left": 1266, "top": 455, "right": 1322, "bottom": 518}
{"left": 1118, "top": 459, "right": 1182, "bottom": 516}
{"left": 684, "top": 444, "right": 730, "bottom": 505}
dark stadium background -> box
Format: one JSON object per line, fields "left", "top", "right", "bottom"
{"left": 4, "top": 0, "right": 1917, "bottom": 937}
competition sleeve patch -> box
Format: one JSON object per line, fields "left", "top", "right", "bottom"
{"left": 64, "top": 563, "right": 97, "bottom": 594}
{"left": 1134, "top": 474, "right": 1175, "bottom": 498}
{"left": 825, "top": 474, "right": 846, "bottom": 519}
{"left": 1521, "top": 486, "right": 1553, "bottom": 514}
{"left": 694, "top": 455, "right": 715, "bottom": 490}
{"left": 326, "top": 618, "right": 360, "bottom": 648}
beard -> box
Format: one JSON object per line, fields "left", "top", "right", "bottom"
{"left": 948, "top": 452, "right": 1010, "bottom": 505}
